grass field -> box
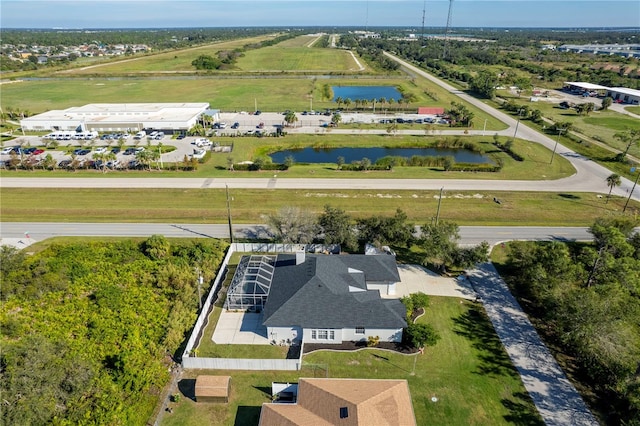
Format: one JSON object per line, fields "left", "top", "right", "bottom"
{"left": 162, "top": 297, "right": 542, "bottom": 426}
{"left": 625, "top": 106, "right": 640, "bottom": 115}
{"left": 61, "top": 35, "right": 278, "bottom": 74}
{"left": 276, "top": 35, "right": 322, "bottom": 48}
{"left": 1, "top": 187, "right": 635, "bottom": 226}
{"left": 235, "top": 45, "right": 362, "bottom": 72}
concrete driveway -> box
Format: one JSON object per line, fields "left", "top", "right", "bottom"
{"left": 389, "top": 264, "right": 476, "bottom": 300}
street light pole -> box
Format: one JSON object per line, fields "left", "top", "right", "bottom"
{"left": 550, "top": 128, "right": 564, "bottom": 164}
{"left": 435, "top": 187, "right": 444, "bottom": 225}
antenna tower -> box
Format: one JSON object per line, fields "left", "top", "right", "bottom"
{"left": 442, "top": 0, "right": 454, "bottom": 59}
{"left": 421, "top": 1, "right": 426, "bottom": 42}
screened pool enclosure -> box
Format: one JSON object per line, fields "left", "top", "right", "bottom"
{"left": 224, "top": 255, "right": 276, "bottom": 311}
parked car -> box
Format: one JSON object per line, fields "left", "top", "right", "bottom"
{"left": 176, "top": 134, "right": 186, "bottom": 140}
{"left": 231, "top": 122, "right": 240, "bottom": 129}
{"left": 1, "top": 147, "right": 14, "bottom": 155}
{"left": 254, "top": 110, "right": 262, "bottom": 115}
{"left": 123, "top": 148, "right": 137, "bottom": 155}
{"left": 33, "top": 149, "right": 45, "bottom": 155}
{"left": 111, "top": 147, "right": 121, "bottom": 154}
{"left": 94, "top": 147, "right": 107, "bottom": 154}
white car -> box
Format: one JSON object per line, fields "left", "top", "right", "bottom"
{"left": 94, "top": 147, "right": 107, "bottom": 154}
{"left": 194, "top": 138, "right": 212, "bottom": 147}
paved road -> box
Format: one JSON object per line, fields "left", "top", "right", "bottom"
{"left": 469, "top": 263, "right": 599, "bottom": 426}
{"left": 385, "top": 52, "right": 640, "bottom": 201}
{"left": 0, "top": 222, "right": 593, "bottom": 246}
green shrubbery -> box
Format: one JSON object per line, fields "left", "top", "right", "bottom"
{"left": 0, "top": 237, "right": 228, "bottom": 425}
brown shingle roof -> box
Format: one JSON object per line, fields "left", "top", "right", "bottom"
{"left": 195, "top": 375, "right": 230, "bottom": 398}
{"left": 259, "top": 378, "right": 417, "bottom": 426}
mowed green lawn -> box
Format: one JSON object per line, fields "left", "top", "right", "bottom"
{"left": 162, "top": 298, "right": 542, "bottom": 426}
{"left": 235, "top": 45, "right": 363, "bottom": 71}
{"left": 63, "top": 35, "right": 278, "bottom": 74}
{"left": 2, "top": 187, "right": 634, "bottom": 226}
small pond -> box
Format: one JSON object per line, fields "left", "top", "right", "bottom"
{"left": 270, "top": 147, "right": 492, "bottom": 164}
{"left": 332, "top": 86, "right": 402, "bottom": 102}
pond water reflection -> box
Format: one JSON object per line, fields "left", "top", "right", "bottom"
{"left": 270, "top": 147, "right": 492, "bottom": 164}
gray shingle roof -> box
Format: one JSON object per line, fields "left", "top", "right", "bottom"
{"left": 262, "top": 254, "right": 406, "bottom": 329}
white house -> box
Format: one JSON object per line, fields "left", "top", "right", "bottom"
{"left": 227, "top": 252, "right": 407, "bottom": 346}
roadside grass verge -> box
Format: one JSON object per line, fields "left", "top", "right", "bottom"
{"left": 162, "top": 297, "right": 543, "bottom": 426}
{"left": 625, "top": 106, "right": 640, "bottom": 115}
{"left": 2, "top": 188, "right": 636, "bottom": 226}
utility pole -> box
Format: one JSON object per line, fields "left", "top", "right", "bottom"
{"left": 550, "top": 128, "right": 565, "bottom": 164}
{"left": 226, "top": 184, "right": 234, "bottom": 244}
{"left": 512, "top": 108, "right": 524, "bottom": 141}
{"left": 195, "top": 268, "right": 203, "bottom": 310}
{"left": 435, "top": 187, "right": 444, "bottom": 225}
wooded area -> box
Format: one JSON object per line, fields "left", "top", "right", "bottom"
{"left": 0, "top": 237, "right": 228, "bottom": 424}
{"left": 498, "top": 218, "right": 640, "bottom": 425}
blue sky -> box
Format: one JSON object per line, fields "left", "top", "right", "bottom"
{"left": 2, "top": 1, "right": 639, "bottom": 29}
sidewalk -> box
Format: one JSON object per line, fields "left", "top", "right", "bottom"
{"left": 469, "top": 262, "right": 598, "bottom": 426}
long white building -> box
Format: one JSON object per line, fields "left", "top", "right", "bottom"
{"left": 20, "top": 102, "right": 211, "bottom": 132}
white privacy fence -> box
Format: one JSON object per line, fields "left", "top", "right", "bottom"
{"left": 181, "top": 243, "right": 326, "bottom": 370}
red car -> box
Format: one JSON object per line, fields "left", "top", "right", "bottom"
{"left": 33, "top": 149, "right": 45, "bottom": 155}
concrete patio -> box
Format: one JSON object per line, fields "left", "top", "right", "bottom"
{"left": 211, "top": 311, "right": 270, "bottom": 345}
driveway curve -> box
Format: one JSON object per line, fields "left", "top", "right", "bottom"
{"left": 469, "top": 263, "right": 598, "bottom": 426}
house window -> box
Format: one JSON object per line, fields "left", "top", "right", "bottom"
{"left": 355, "top": 326, "right": 365, "bottom": 334}
{"left": 340, "top": 407, "right": 349, "bottom": 419}
{"left": 311, "top": 329, "right": 334, "bottom": 340}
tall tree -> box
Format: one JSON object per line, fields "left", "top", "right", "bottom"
{"left": 317, "top": 205, "right": 358, "bottom": 251}
{"left": 606, "top": 173, "right": 621, "bottom": 204}
{"left": 614, "top": 129, "right": 640, "bottom": 161}
{"left": 266, "top": 206, "right": 318, "bottom": 244}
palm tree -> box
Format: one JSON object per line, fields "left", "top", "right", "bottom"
{"left": 614, "top": 129, "right": 640, "bottom": 161}
{"left": 284, "top": 111, "right": 298, "bottom": 127}
{"left": 335, "top": 97, "right": 343, "bottom": 110}
{"left": 606, "top": 173, "right": 621, "bottom": 204}
{"left": 331, "top": 112, "right": 342, "bottom": 127}
{"left": 344, "top": 98, "right": 352, "bottom": 111}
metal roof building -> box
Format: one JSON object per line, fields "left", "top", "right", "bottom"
{"left": 606, "top": 87, "right": 640, "bottom": 106}
{"left": 20, "top": 102, "right": 210, "bottom": 132}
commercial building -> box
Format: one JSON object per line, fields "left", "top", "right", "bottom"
{"left": 20, "top": 102, "right": 211, "bottom": 133}
{"left": 606, "top": 87, "right": 640, "bottom": 106}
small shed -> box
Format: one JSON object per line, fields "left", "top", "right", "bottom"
{"left": 195, "top": 375, "right": 231, "bottom": 403}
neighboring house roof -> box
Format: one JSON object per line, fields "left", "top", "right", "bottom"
{"left": 262, "top": 254, "right": 406, "bottom": 330}
{"left": 417, "top": 107, "right": 445, "bottom": 114}
{"left": 259, "top": 378, "right": 417, "bottom": 426}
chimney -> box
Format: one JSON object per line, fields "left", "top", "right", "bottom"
{"left": 296, "top": 250, "right": 306, "bottom": 265}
